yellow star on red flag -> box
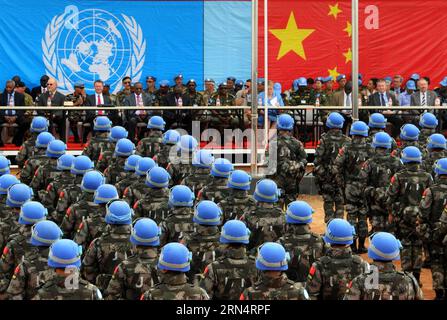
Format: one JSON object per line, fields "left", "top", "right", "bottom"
{"left": 328, "top": 3, "right": 342, "bottom": 19}
{"left": 343, "top": 48, "right": 352, "bottom": 63}
{"left": 328, "top": 66, "right": 340, "bottom": 80}
{"left": 344, "top": 21, "right": 352, "bottom": 37}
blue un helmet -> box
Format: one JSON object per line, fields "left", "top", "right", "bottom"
{"left": 177, "top": 135, "right": 199, "bottom": 153}
{"left": 286, "top": 201, "right": 314, "bottom": 224}
{"left": 162, "top": 130, "right": 181, "bottom": 145}
{"left": 135, "top": 157, "right": 157, "bottom": 176}
{"left": 277, "top": 114, "right": 294, "bottom": 131}
{"left": 372, "top": 132, "right": 392, "bottom": 149}
{"left": 400, "top": 124, "right": 420, "bottom": 141}
{"left": 109, "top": 126, "right": 128, "bottom": 142}
{"left": 48, "top": 239, "right": 82, "bottom": 268}
{"left": 256, "top": 242, "right": 290, "bottom": 271}
{"left": 6, "top": 183, "right": 33, "bottom": 207}
{"left": 401, "top": 146, "right": 422, "bottom": 164}
{"left": 145, "top": 167, "right": 170, "bottom": 188}
{"left": 219, "top": 220, "right": 250, "bottom": 244}
{"left": 105, "top": 200, "right": 133, "bottom": 225}
{"left": 114, "top": 138, "right": 135, "bottom": 157}
{"left": 31, "top": 220, "right": 62, "bottom": 246}
{"left": 94, "top": 184, "right": 119, "bottom": 204}
{"left": 71, "top": 156, "right": 94, "bottom": 175}
{"left": 227, "top": 170, "right": 252, "bottom": 191}
{"left": 427, "top": 134, "right": 447, "bottom": 150}
{"left": 0, "top": 156, "right": 11, "bottom": 175}
{"left": 147, "top": 115, "right": 166, "bottom": 131}
{"left": 193, "top": 200, "right": 222, "bottom": 226}
{"left": 18, "top": 201, "right": 47, "bottom": 225}
{"left": 46, "top": 140, "right": 66, "bottom": 158}
{"left": 158, "top": 242, "right": 192, "bottom": 272}
{"left": 168, "top": 185, "right": 195, "bottom": 207}
{"left": 323, "top": 218, "right": 356, "bottom": 245}
{"left": 93, "top": 116, "right": 112, "bottom": 131}
{"left": 419, "top": 112, "right": 438, "bottom": 129}
{"left": 0, "top": 174, "right": 20, "bottom": 195}
{"left": 130, "top": 218, "right": 161, "bottom": 246}
{"left": 210, "top": 158, "right": 234, "bottom": 178}
{"left": 81, "top": 170, "right": 105, "bottom": 193}
{"left": 30, "top": 116, "right": 49, "bottom": 133}
{"left": 253, "top": 179, "right": 279, "bottom": 203}
{"left": 368, "top": 113, "right": 387, "bottom": 129}
{"left": 192, "top": 150, "right": 215, "bottom": 168}
{"left": 326, "top": 112, "right": 345, "bottom": 129}
{"left": 350, "top": 121, "right": 369, "bottom": 137}
{"left": 434, "top": 158, "right": 447, "bottom": 175}
{"left": 368, "top": 232, "right": 402, "bottom": 261}
{"left": 124, "top": 154, "right": 142, "bottom": 171}
{"left": 56, "top": 154, "right": 75, "bottom": 171}
{"left": 35, "top": 132, "right": 55, "bottom": 149}
{"left": 297, "top": 77, "right": 307, "bottom": 87}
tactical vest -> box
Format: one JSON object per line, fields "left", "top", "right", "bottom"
{"left": 396, "top": 170, "right": 432, "bottom": 208}
{"left": 341, "top": 141, "right": 373, "bottom": 181}
{"left": 361, "top": 270, "right": 415, "bottom": 300}
{"left": 276, "top": 135, "right": 306, "bottom": 177}
{"left": 17, "top": 247, "right": 52, "bottom": 299}
{"left": 200, "top": 178, "right": 229, "bottom": 203}
{"left": 368, "top": 154, "right": 400, "bottom": 188}
{"left": 157, "top": 144, "right": 175, "bottom": 169}
{"left": 245, "top": 206, "right": 285, "bottom": 250}
{"left": 83, "top": 134, "right": 110, "bottom": 162}
{"left": 425, "top": 183, "right": 447, "bottom": 223}
{"left": 186, "top": 230, "right": 221, "bottom": 275}
{"left": 315, "top": 131, "right": 350, "bottom": 173}
{"left": 248, "top": 279, "right": 303, "bottom": 300}
{"left": 122, "top": 255, "right": 159, "bottom": 300}
{"left": 424, "top": 150, "right": 447, "bottom": 177}
{"left": 136, "top": 132, "right": 163, "bottom": 158}
{"left": 221, "top": 195, "right": 256, "bottom": 221}
{"left": 182, "top": 169, "right": 211, "bottom": 196}
{"left": 164, "top": 208, "right": 195, "bottom": 243}
{"left": 36, "top": 278, "right": 99, "bottom": 300}
{"left": 134, "top": 194, "right": 169, "bottom": 224}
{"left": 104, "top": 157, "right": 127, "bottom": 185}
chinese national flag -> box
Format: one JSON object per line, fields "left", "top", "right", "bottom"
{"left": 261, "top": 0, "right": 447, "bottom": 90}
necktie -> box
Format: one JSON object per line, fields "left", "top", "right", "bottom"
{"left": 421, "top": 93, "right": 426, "bottom": 106}
{"left": 97, "top": 95, "right": 104, "bottom": 115}
{"left": 136, "top": 95, "right": 144, "bottom": 115}
{"left": 345, "top": 94, "right": 351, "bottom": 106}
{"left": 381, "top": 93, "right": 386, "bottom": 106}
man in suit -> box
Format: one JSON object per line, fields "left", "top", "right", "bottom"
{"left": 123, "top": 81, "right": 152, "bottom": 142}
{"left": 391, "top": 75, "right": 404, "bottom": 98}
{"left": 410, "top": 77, "right": 438, "bottom": 108}
{"left": 0, "top": 80, "right": 26, "bottom": 146}
{"left": 31, "top": 75, "right": 50, "bottom": 102}
{"left": 36, "top": 77, "right": 67, "bottom": 141}
{"left": 162, "top": 85, "right": 191, "bottom": 132}
{"left": 331, "top": 81, "right": 353, "bottom": 133}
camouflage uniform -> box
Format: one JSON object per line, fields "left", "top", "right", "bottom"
{"left": 419, "top": 128, "right": 437, "bottom": 150}
{"left": 423, "top": 149, "right": 447, "bottom": 178}
{"left": 73, "top": 204, "right": 108, "bottom": 250}
{"left": 313, "top": 129, "right": 350, "bottom": 222}
{"left": 344, "top": 261, "right": 423, "bottom": 300}
{"left": 270, "top": 131, "right": 308, "bottom": 207}
{"left": 278, "top": 224, "right": 325, "bottom": 283}
{"left": 95, "top": 143, "right": 118, "bottom": 173}
{"left": 289, "top": 88, "right": 315, "bottom": 106}
{"left": 208, "top": 93, "right": 238, "bottom": 135}
{"left": 32, "top": 273, "right": 102, "bottom": 300}
{"left": 419, "top": 176, "right": 447, "bottom": 294}
{"left": 116, "top": 88, "right": 132, "bottom": 106}
{"left": 333, "top": 136, "right": 374, "bottom": 245}
{"left": 140, "top": 272, "right": 209, "bottom": 300}
{"left": 104, "top": 156, "right": 128, "bottom": 185}
{"left": 197, "top": 176, "right": 229, "bottom": 204}
{"left": 359, "top": 148, "right": 402, "bottom": 233}
{"left": 81, "top": 224, "right": 133, "bottom": 291}
{"left": 122, "top": 179, "right": 151, "bottom": 207}
{"left": 155, "top": 142, "right": 176, "bottom": 170}
{"left": 115, "top": 172, "right": 139, "bottom": 197}
{"left": 367, "top": 128, "right": 398, "bottom": 151}
{"left": 181, "top": 167, "right": 212, "bottom": 197}
{"left": 392, "top": 140, "right": 424, "bottom": 159}
{"left": 199, "top": 246, "right": 257, "bottom": 300}
{"left": 15, "top": 133, "right": 39, "bottom": 169}
{"left": 20, "top": 155, "right": 50, "bottom": 186}
{"left": 386, "top": 163, "right": 433, "bottom": 281}
{"left": 219, "top": 189, "right": 257, "bottom": 222}
{"left": 0, "top": 210, "right": 21, "bottom": 251}
{"left": 241, "top": 273, "right": 309, "bottom": 300}
{"left": 30, "top": 158, "right": 63, "bottom": 198}
{"left": 433, "top": 207, "right": 447, "bottom": 296}
{"left": 132, "top": 188, "right": 170, "bottom": 223}
{"left": 59, "top": 192, "right": 96, "bottom": 239}
{"left": 181, "top": 225, "right": 221, "bottom": 277}
{"left": 167, "top": 154, "right": 195, "bottom": 186}
{"left": 82, "top": 132, "right": 110, "bottom": 163}
{"left": 54, "top": 184, "right": 84, "bottom": 224}
{"left": 240, "top": 202, "right": 285, "bottom": 251}
{"left": 306, "top": 247, "right": 369, "bottom": 300}
{"left": 136, "top": 129, "right": 163, "bottom": 158}
{"left": 5, "top": 246, "right": 53, "bottom": 300}
{"left": 159, "top": 207, "right": 195, "bottom": 245}
{"left": 105, "top": 247, "right": 159, "bottom": 300}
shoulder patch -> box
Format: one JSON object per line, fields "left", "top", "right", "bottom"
{"left": 133, "top": 201, "right": 139, "bottom": 210}
{"left": 77, "top": 221, "right": 84, "bottom": 232}
{"left": 390, "top": 175, "right": 396, "bottom": 184}
{"left": 308, "top": 265, "right": 316, "bottom": 279}
{"left": 2, "top": 246, "right": 9, "bottom": 256}
{"left": 59, "top": 191, "right": 65, "bottom": 199}
{"left": 239, "top": 293, "right": 246, "bottom": 300}
{"left": 123, "top": 187, "right": 129, "bottom": 196}
{"left": 338, "top": 147, "right": 344, "bottom": 156}
{"left": 66, "top": 207, "right": 72, "bottom": 218}
{"left": 113, "top": 265, "right": 119, "bottom": 275}
{"left": 203, "top": 266, "right": 209, "bottom": 276}
{"left": 98, "top": 153, "right": 103, "bottom": 161}
{"left": 46, "top": 184, "right": 52, "bottom": 192}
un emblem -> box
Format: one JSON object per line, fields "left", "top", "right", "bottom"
{"left": 42, "top": 6, "right": 146, "bottom": 94}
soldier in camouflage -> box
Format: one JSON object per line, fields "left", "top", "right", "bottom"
{"left": 155, "top": 129, "right": 180, "bottom": 170}
{"left": 419, "top": 158, "right": 447, "bottom": 299}
{"left": 219, "top": 170, "right": 256, "bottom": 222}
{"left": 359, "top": 132, "right": 402, "bottom": 233}
{"left": 386, "top": 146, "right": 433, "bottom": 284}
{"left": 32, "top": 239, "right": 103, "bottom": 300}
{"left": 136, "top": 115, "right": 165, "bottom": 158}
{"left": 103, "top": 138, "right": 135, "bottom": 185}
{"left": 94, "top": 126, "right": 129, "bottom": 172}
{"left": 418, "top": 112, "right": 438, "bottom": 150}
{"left": 207, "top": 82, "right": 238, "bottom": 136}
{"left": 114, "top": 155, "right": 142, "bottom": 196}
{"left": 82, "top": 116, "right": 112, "bottom": 163}
{"left": 197, "top": 158, "right": 233, "bottom": 204}
{"left": 122, "top": 158, "right": 157, "bottom": 206}
{"left": 5, "top": 221, "right": 62, "bottom": 300}
{"left": 306, "top": 219, "right": 369, "bottom": 300}
{"left": 167, "top": 135, "right": 198, "bottom": 185}
{"left": 241, "top": 179, "right": 285, "bottom": 252}
{"left": 140, "top": 243, "right": 209, "bottom": 300}
{"left": 366, "top": 113, "right": 398, "bottom": 151}
{"left": 423, "top": 134, "right": 447, "bottom": 178}
{"left": 313, "top": 112, "right": 350, "bottom": 222}
{"left": 333, "top": 121, "right": 374, "bottom": 253}
{"left": 199, "top": 220, "right": 257, "bottom": 300}
{"left": 269, "top": 113, "right": 307, "bottom": 207}
{"left": 288, "top": 77, "right": 315, "bottom": 106}
{"left": 81, "top": 200, "right": 133, "bottom": 291}
{"left": 344, "top": 232, "right": 423, "bottom": 300}
{"left": 0, "top": 174, "right": 19, "bottom": 206}
{"left": 279, "top": 201, "right": 325, "bottom": 283}
{"left": 15, "top": 116, "right": 49, "bottom": 169}
{"left": 240, "top": 242, "right": 309, "bottom": 300}
{"left": 115, "top": 76, "right": 133, "bottom": 107}
{"left": 104, "top": 218, "right": 160, "bottom": 300}
{"left": 181, "top": 149, "right": 214, "bottom": 197}
{"left": 392, "top": 124, "right": 423, "bottom": 158}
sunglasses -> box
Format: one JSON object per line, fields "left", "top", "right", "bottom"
{"left": 124, "top": 81, "right": 131, "bottom": 85}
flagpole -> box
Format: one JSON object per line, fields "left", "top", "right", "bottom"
{"left": 251, "top": 0, "right": 259, "bottom": 177}
{"left": 352, "top": 0, "right": 359, "bottom": 120}
{"left": 264, "top": 0, "right": 269, "bottom": 148}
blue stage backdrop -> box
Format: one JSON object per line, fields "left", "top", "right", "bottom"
{"left": 0, "top": 0, "right": 251, "bottom": 94}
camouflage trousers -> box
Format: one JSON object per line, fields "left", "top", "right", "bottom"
{"left": 319, "top": 182, "right": 344, "bottom": 223}
{"left": 401, "top": 238, "right": 423, "bottom": 273}
{"left": 369, "top": 210, "right": 388, "bottom": 234}
{"left": 345, "top": 183, "right": 368, "bottom": 238}
{"left": 430, "top": 245, "right": 447, "bottom": 290}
